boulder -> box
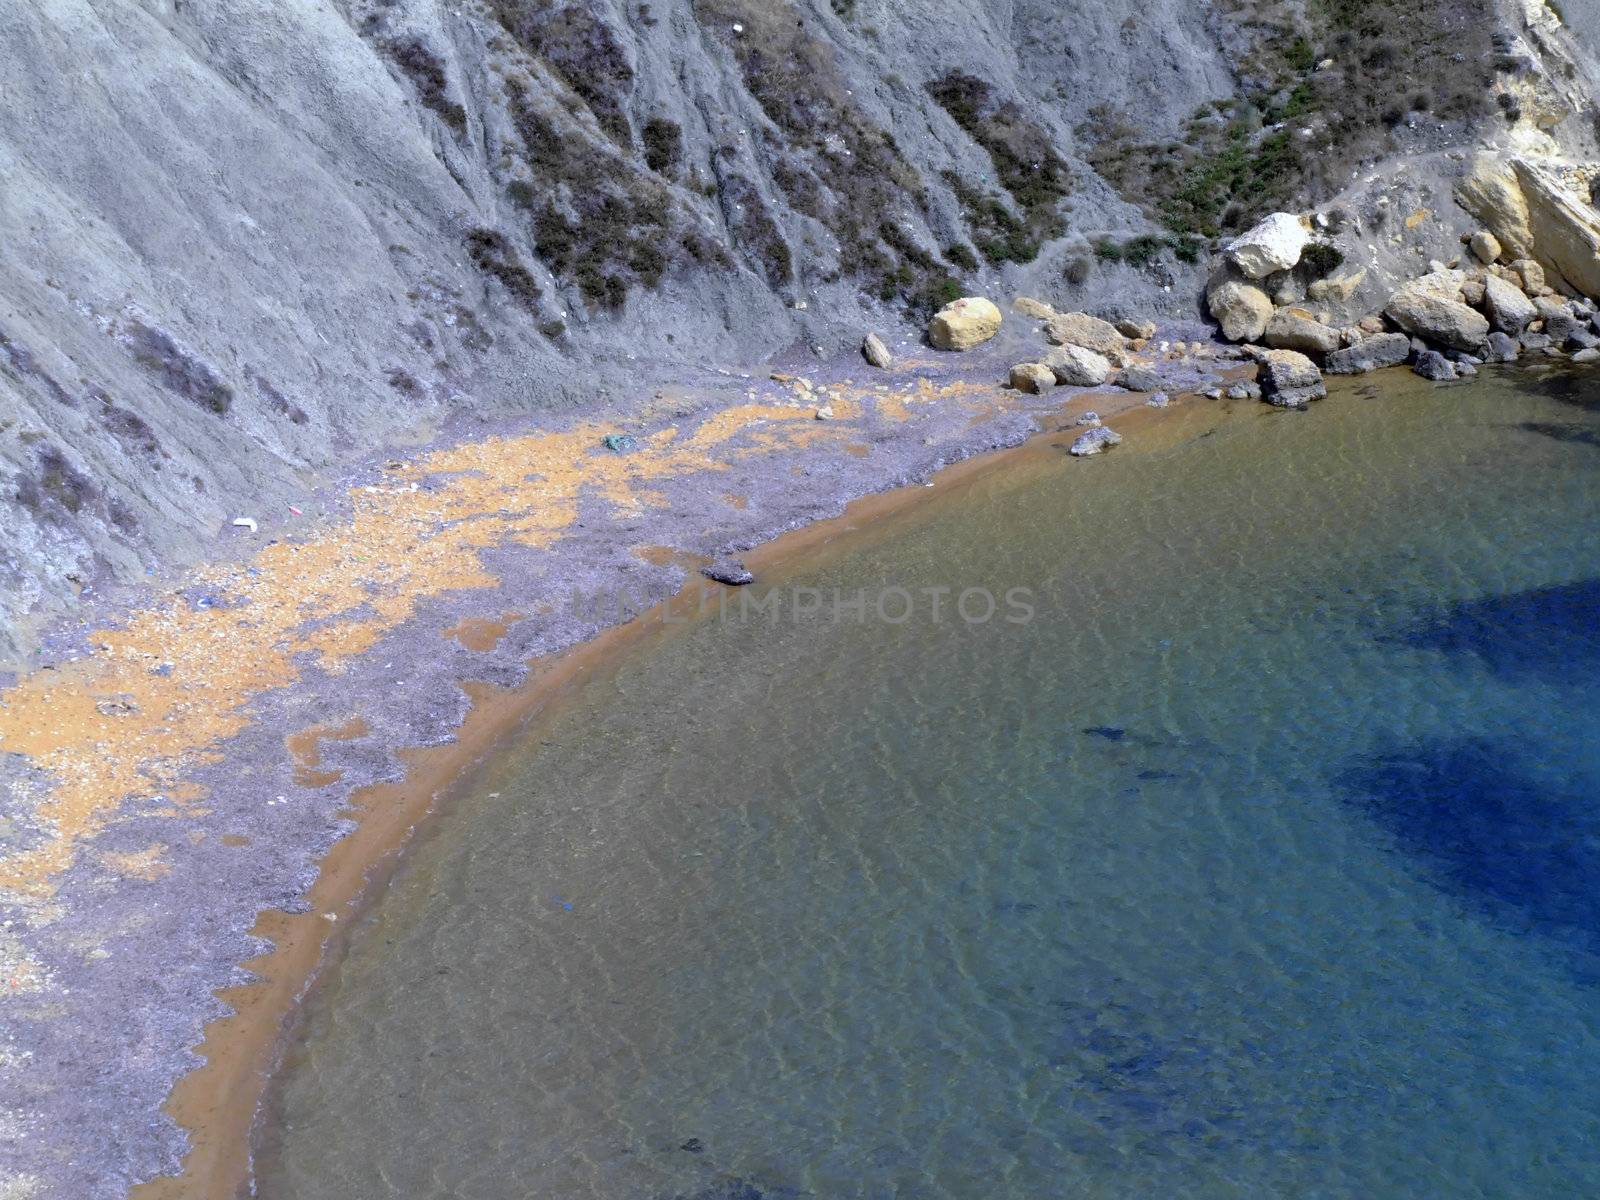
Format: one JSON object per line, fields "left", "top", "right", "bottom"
{"left": 1044, "top": 344, "right": 1113, "bottom": 386}
{"left": 1257, "top": 349, "right": 1327, "bottom": 408}
{"left": 862, "top": 332, "right": 893, "bottom": 368}
{"left": 1224, "top": 212, "right": 1309, "bottom": 279}
{"left": 1206, "top": 277, "right": 1273, "bottom": 342}
{"left": 1012, "top": 296, "right": 1058, "bottom": 320}
{"left": 1069, "top": 426, "right": 1123, "bottom": 456}
{"left": 1513, "top": 159, "right": 1600, "bottom": 300}
{"left": 1009, "top": 362, "right": 1056, "bottom": 394}
{"left": 1115, "top": 317, "right": 1156, "bottom": 340}
{"left": 1384, "top": 283, "right": 1489, "bottom": 352}
{"left": 929, "top": 296, "right": 1002, "bottom": 350}
{"left": 1510, "top": 257, "right": 1546, "bottom": 294}
{"left": 1307, "top": 268, "right": 1368, "bottom": 305}
{"left": 1454, "top": 153, "right": 1536, "bottom": 261}
{"left": 1480, "top": 273, "right": 1537, "bottom": 333}
{"left": 1263, "top": 307, "right": 1341, "bottom": 355}
{"left": 1483, "top": 331, "right": 1520, "bottom": 362}
{"left": 1412, "top": 351, "right": 1458, "bottom": 382}
{"left": 1521, "top": 331, "right": 1553, "bottom": 351}
{"left": 1573, "top": 348, "right": 1600, "bottom": 364}
{"left": 1044, "top": 311, "right": 1125, "bottom": 357}
{"left": 702, "top": 559, "right": 755, "bottom": 585}
{"left": 1117, "top": 364, "right": 1162, "bottom": 391}
{"left": 1325, "top": 332, "right": 1411, "bottom": 374}
{"left": 1469, "top": 230, "right": 1502, "bottom": 265}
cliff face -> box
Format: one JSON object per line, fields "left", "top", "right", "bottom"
{"left": 2, "top": 0, "right": 1598, "bottom": 665}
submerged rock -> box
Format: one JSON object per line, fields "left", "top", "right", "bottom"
{"left": 1069, "top": 425, "right": 1123, "bottom": 456}
{"left": 929, "top": 296, "right": 1001, "bottom": 350}
{"left": 701, "top": 559, "right": 755, "bottom": 586}
{"left": 1412, "top": 350, "right": 1459, "bottom": 381}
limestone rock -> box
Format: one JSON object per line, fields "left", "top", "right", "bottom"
{"left": 1384, "top": 282, "right": 1489, "bottom": 352}
{"left": 1325, "top": 332, "right": 1411, "bottom": 374}
{"left": 1513, "top": 159, "right": 1600, "bottom": 300}
{"left": 1262, "top": 307, "right": 1341, "bottom": 355}
{"left": 1012, "top": 296, "right": 1058, "bottom": 320}
{"left": 1257, "top": 349, "right": 1327, "bottom": 408}
{"left": 1069, "top": 426, "right": 1123, "bottom": 456}
{"left": 929, "top": 296, "right": 1002, "bottom": 350}
{"left": 1470, "top": 230, "right": 1503, "bottom": 265}
{"left": 1455, "top": 153, "right": 1536, "bottom": 261}
{"left": 862, "top": 332, "right": 892, "bottom": 368}
{"left": 1357, "top": 315, "right": 1388, "bottom": 336}
{"left": 1412, "top": 350, "right": 1458, "bottom": 382}
{"left": 1044, "top": 344, "right": 1113, "bottom": 386}
{"left": 1044, "top": 311, "right": 1125, "bottom": 357}
{"left": 1206, "top": 277, "right": 1273, "bottom": 342}
{"left": 1009, "top": 362, "right": 1056, "bottom": 394}
{"left": 1115, "top": 317, "right": 1156, "bottom": 340}
{"left": 1117, "top": 364, "right": 1162, "bottom": 391}
{"left": 1307, "top": 268, "right": 1368, "bottom": 305}
{"left": 1224, "top": 212, "right": 1309, "bottom": 279}
{"left": 1511, "top": 257, "right": 1547, "bottom": 295}
{"left": 1481, "top": 274, "right": 1537, "bottom": 333}
{"left": 1483, "top": 331, "right": 1520, "bottom": 362}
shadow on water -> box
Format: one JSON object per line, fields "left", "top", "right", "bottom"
{"left": 1384, "top": 578, "right": 1600, "bottom": 683}
{"left": 1516, "top": 421, "right": 1600, "bottom": 448}
{"left": 1513, "top": 365, "right": 1600, "bottom": 412}
{"left": 1337, "top": 736, "right": 1600, "bottom": 971}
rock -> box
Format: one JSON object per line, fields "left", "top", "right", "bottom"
{"left": 1206, "top": 277, "right": 1274, "bottom": 342}
{"left": 1454, "top": 153, "right": 1536, "bottom": 261}
{"left": 1224, "top": 212, "right": 1309, "bottom": 279}
{"left": 1357, "top": 314, "right": 1388, "bottom": 336}
{"left": 1513, "top": 159, "right": 1600, "bottom": 300}
{"left": 1268, "top": 273, "right": 1303, "bottom": 307}
{"left": 1510, "top": 257, "right": 1546, "bottom": 295}
{"left": 1460, "top": 278, "right": 1486, "bottom": 307}
{"left": 1534, "top": 295, "right": 1571, "bottom": 322}
{"left": 1117, "top": 364, "right": 1162, "bottom": 391}
{"left": 814, "top": 405, "right": 834, "bottom": 419}
{"left": 929, "top": 296, "right": 1002, "bottom": 350}
{"left": 1480, "top": 273, "right": 1537, "bottom": 333}
{"left": 1384, "top": 282, "right": 1489, "bottom": 352}
{"left": 1324, "top": 332, "right": 1411, "bottom": 374}
{"left": 1469, "top": 230, "right": 1502, "bottom": 265}
{"left": 1012, "top": 296, "right": 1058, "bottom": 320}
{"left": 1483, "top": 331, "right": 1520, "bottom": 362}
{"left": 1115, "top": 318, "right": 1156, "bottom": 340}
{"left": 1412, "top": 350, "right": 1458, "bottom": 381}
{"left": 1454, "top": 361, "right": 1479, "bottom": 378}
{"left": 1262, "top": 307, "right": 1341, "bottom": 355}
{"left": 1075, "top": 411, "right": 1102, "bottom": 426}
{"left": 862, "top": 332, "right": 892, "bottom": 368}
{"left": 1573, "top": 348, "right": 1600, "bottom": 364}
{"left": 1069, "top": 426, "right": 1123, "bottom": 456}
{"left": 1044, "top": 344, "right": 1113, "bottom": 386}
{"left": 1043, "top": 311, "right": 1125, "bottom": 357}
{"left": 1146, "top": 391, "right": 1170, "bottom": 408}
{"left": 1224, "top": 381, "right": 1259, "bottom": 400}
{"left": 1570, "top": 327, "right": 1600, "bottom": 351}
{"left": 1520, "top": 331, "right": 1553, "bottom": 351}
{"left": 1257, "top": 349, "right": 1326, "bottom": 408}
{"left": 1544, "top": 311, "right": 1587, "bottom": 347}
{"left": 1009, "top": 362, "right": 1056, "bottom": 394}
{"left": 702, "top": 559, "right": 755, "bottom": 586}
{"left": 1307, "top": 268, "right": 1368, "bottom": 305}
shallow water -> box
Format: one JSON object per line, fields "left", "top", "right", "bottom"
{"left": 258, "top": 368, "right": 1600, "bottom": 1199}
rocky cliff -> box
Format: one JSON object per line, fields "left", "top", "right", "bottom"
{"left": 3, "top": 0, "right": 1599, "bottom": 665}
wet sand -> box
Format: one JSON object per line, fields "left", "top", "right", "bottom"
{"left": 0, "top": 329, "right": 1230, "bottom": 1200}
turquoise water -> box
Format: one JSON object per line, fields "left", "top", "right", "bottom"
{"left": 258, "top": 368, "right": 1600, "bottom": 1199}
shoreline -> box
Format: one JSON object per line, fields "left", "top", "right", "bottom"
{"left": 0, "top": 332, "right": 1229, "bottom": 1200}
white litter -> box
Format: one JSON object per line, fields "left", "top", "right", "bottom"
{"left": 231, "top": 517, "right": 258, "bottom": 533}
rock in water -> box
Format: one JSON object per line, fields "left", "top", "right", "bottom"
{"left": 1384, "top": 285, "right": 1490, "bottom": 353}
{"left": 1043, "top": 312, "right": 1126, "bottom": 357}
{"left": 1206, "top": 277, "right": 1274, "bottom": 342}
{"left": 1257, "top": 349, "right": 1327, "bottom": 408}
{"left": 928, "top": 297, "right": 1001, "bottom": 350}
{"left": 1263, "top": 308, "right": 1341, "bottom": 355}
{"left": 1224, "top": 212, "right": 1309, "bottom": 279}
{"left": 1483, "top": 331, "right": 1520, "bottom": 363}
{"left": 862, "top": 332, "right": 892, "bottom": 368}
{"left": 702, "top": 559, "right": 755, "bottom": 586}
{"left": 1069, "top": 426, "right": 1123, "bottom": 456}
{"left": 1480, "top": 273, "right": 1537, "bottom": 333}
{"left": 1009, "top": 362, "right": 1056, "bottom": 394}
{"left": 1325, "top": 332, "right": 1411, "bottom": 374}
{"left": 1044, "top": 344, "right": 1113, "bottom": 386}
{"left": 1412, "top": 350, "right": 1459, "bottom": 381}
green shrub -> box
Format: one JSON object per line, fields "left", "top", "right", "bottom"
{"left": 642, "top": 117, "right": 683, "bottom": 175}
{"left": 1301, "top": 241, "right": 1345, "bottom": 277}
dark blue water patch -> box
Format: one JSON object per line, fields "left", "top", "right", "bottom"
{"left": 655, "top": 1180, "right": 801, "bottom": 1200}
{"left": 1514, "top": 366, "right": 1600, "bottom": 412}
{"left": 1083, "top": 726, "right": 1126, "bottom": 742}
{"left": 1385, "top": 578, "right": 1600, "bottom": 683}
{"left": 1337, "top": 736, "right": 1600, "bottom": 963}
{"left": 1517, "top": 421, "right": 1600, "bottom": 448}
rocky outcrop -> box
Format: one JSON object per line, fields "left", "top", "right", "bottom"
{"left": 1224, "top": 213, "right": 1308, "bottom": 279}
{"left": 1206, "top": 276, "right": 1273, "bottom": 343}
{"left": 1263, "top": 308, "right": 1341, "bottom": 355}
{"left": 929, "top": 297, "right": 1002, "bottom": 351}
{"left": 1456, "top": 154, "right": 1537, "bottom": 261}
{"left": 1044, "top": 345, "right": 1113, "bottom": 386}
{"left": 1325, "top": 333, "right": 1411, "bottom": 375}
{"left": 1384, "top": 281, "right": 1490, "bottom": 353}
{"left": 1256, "top": 349, "right": 1326, "bottom": 408}
{"left": 1513, "top": 158, "right": 1600, "bottom": 300}
{"left": 1044, "top": 312, "right": 1125, "bottom": 358}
